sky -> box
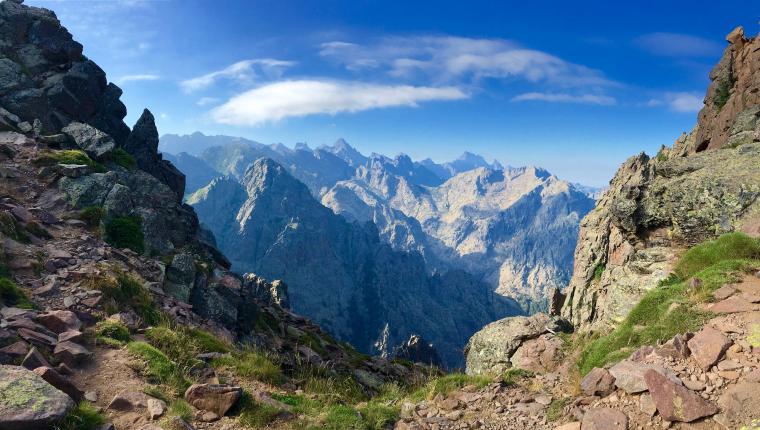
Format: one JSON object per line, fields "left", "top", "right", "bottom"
{"left": 27, "top": 0, "right": 760, "bottom": 186}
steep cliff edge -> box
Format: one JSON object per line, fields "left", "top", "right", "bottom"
{"left": 561, "top": 28, "right": 760, "bottom": 332}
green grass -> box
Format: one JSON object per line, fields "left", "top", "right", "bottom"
{"left": 546, "top": 398, "right": 568, "bottom": 422}
{"left": 126, "top": 341, "right": 190, "bottom": 394}
{"left": 142, "top": 386, "right": 170, "bottom": 403}
{"left": 104, "top": 215, "right": 145, "bottom": 254}
{"left": 234, "top": 392, "right": 284, "bottom": 428}
{"left": 577, "top": 233, "right": 760, "bottom": 375}
{"left": 78, "top": 206, "right": 105, "bottom": 228}
{"left": 501, "top": 368, "right": 533, "bottom": 385}
{"left": 212, "top": 347, "right": 283, "bottom": 386}
{"left": 88, "top": 271, "right": 159, "bottom": 324}
{"left": 167, "top": 398, "right": 194, "bottom": 422}
{"left": 593, "top": 263, "right": 605, "bottom": 282}
{"left": 673, "top": 232, "right": 760, "bottom": 280}
{"left": 109, "top": 148, "right": 136, "bottom": 169}
{"left": 53, "top": 402, "right": 105, "bottom": 430}
{"left": 34, "top": 150, "right": 106, "bottom": 173}
{"left": 408, "top": 373, "right": 491, "bottom": 402}
{"left": 0, "top": 212, "right": 29, "bottom": 243}
{"left": 94, "top": 319, "right": 131, "bottom": 346}
{"left": 0, "top": 277, "right": 33, "bottom": 308}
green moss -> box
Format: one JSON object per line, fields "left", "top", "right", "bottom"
{"left": 53, "top": 401, "right": 105, "bottom": 430}
{"left": 78, "top": 206, "right": 105, "bottom": 228}
{"left": 109, "top": 148, "right": 136, "bottom": 169}
{"left": 212, "top": 348, "right": 283, "bottom": 385}
{"left": 34, "top": 150, "right": 106, "bottom": 173}
{"left": 94, "top": 320, "right": 131, "bottom": 345}
{"left": 126, "top": 341, "right": 190, "bottom": 394}
{"left": 104, "top": 215, "right": 144, "bottom": 254}
{"left": 0, "top": 378, "right": 49, "bottom": 411}
{"left": 408, "top": 373, "right": 491, "bottom": 402}
{"left": 0, "top": 277, "right": 33, "bottom": 308}
{"left": 674, "top": 233, "right": 760, "bottom": 280}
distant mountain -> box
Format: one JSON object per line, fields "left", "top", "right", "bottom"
{"left": 188, "top": 159, "right": 522, "bottom": 367}
{"left": 161, "top": 152, "right": 220, "bottom": 197}
{"left": 161, "top": 132, "right": 596, "bottom": 311}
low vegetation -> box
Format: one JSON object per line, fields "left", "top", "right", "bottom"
{"left": 212, "top": 348, "right": 283, "bottom": 386}
{"left": 0, "top": 277, "right": 33, "bottom": 308}
{"left": 109, "top": 148, "right": 136, "bottom": 169}
{"left": 78, "top": 206, "right": 105, "bottom": 228}
{"left": 53, "top": 402, "right": 105, "bottom": 430}
{"left": 86, "top": 271, "right": 159, "bottom": 324}
{"left": 408, "top": 373, "right": 490, "bottom": 402}
{"left": 713, "top": 77, "right": 733, "bottom": 110}
{"left": 0, "top": 211, "right": 29, "bottom": 243}
{"left": 126, "top": 341, "right": 190, "bottom": 394}
{"left": 34, "top": 149, "right": 106, "bottom": 173}
{"left": 577, "top": 232, "right": 760, "bottom": 375}
{"left": 93, "top": 319, "right": 131, "bottom": 347}
{"left": 104, "top": 215, "right": 145, "bottom": 254}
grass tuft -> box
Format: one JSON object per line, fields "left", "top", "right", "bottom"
{"left": 94, "top": 319, "right": 131, "bottom": 346}
{"left": 87, "top": 271, "right": 159, "bottom": 324}
{"left": 213, "top": 347, "right": 283, "bottom": 386}
{"left": 53, "top": 402, "right": 105, "bottom": 430}
{"left": 126, "top": 341, "right": 190, "bottom": 394}
{"left": 0, "top": 277, "right": 33, "bottom": 308}
{"left": 109, "top": 148, "right": 136, "bottom": 169}
{"left": 104, "top": 215, "right": 145, "bottom": 254}
{"left": 35, "top": 150, "right": 106, "bottom": 173}
{"left": 78, "top": 206, "right": 105, "bottom": 228}
{"left": 408, "top": 373, "right": 491, "bottom": 402}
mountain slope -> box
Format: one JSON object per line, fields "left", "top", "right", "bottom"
{"left": 188, "top": 158, "right": 522, "bottom": 367}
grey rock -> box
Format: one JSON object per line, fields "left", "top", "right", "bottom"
{"left": 61, "top": 122, "right": 115, "bottom": 160}
{"left": 0, "top": 365, "right": 75, "bottom": 430}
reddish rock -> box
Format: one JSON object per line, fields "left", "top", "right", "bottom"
{"left": 21, "top": 346, "right": 51, "bottom": 370}
{"left": 17, "top": 328, "right": 57, "bottom": 347}
{"left": 37, "top": 310, "right": 82, "bottom": 334}
{"left": 0, "top": 341, "right": 29, "bottom": 363}
{"left": 644, "top": 369, "right": 718, "bottom": 422}
{"left": 184, "top": 384, "right": 242, "bottom": 416}
{"left": 33, "top": 366, "right": 84, "bottom": 402}
{"left": 609, "top": 360, "right": 679, "bottom": 394}
{"left": 687, "top": 326, "right": 731, "bottom": 370}
{"left": 53, "top": 341, "right": 91, "bottom": 366}
{"left": 57, "top": 330, "right": 84, "bottom": 343}
{"left": 581, "top": 408, "right": 628, "bottom": 430}
{"left": 709, "top": 296, "right": 760, "bottom": 313}
{"left": 715, "top": 382, "right": 760, "bottom": 429}
{"left": 580, "top": 368, "right": 616, "bottom": 397}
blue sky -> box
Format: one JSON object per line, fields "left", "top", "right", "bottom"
{"left": 28, "top": 0, "right": 758, "bottom": 186}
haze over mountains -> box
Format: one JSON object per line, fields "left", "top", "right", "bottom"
{"left": 159, "top": 133, "right": 595, "bottom": 366}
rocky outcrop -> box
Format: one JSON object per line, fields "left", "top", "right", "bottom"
{"left": 189, "top": 158, "right": 522, "bottom": 367}
{"left": 464, "top": 313, "right": 571, "bottom": 375}
{"left": 0, "top": 365, "right": 75, "bottom": 430}
{"left": 392, "top": 334, "right": 442, "bottom": 367}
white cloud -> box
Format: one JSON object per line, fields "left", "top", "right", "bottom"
{"left": 319, "top": 36, "right": 616, "bottom": 87}
{"left": 115, "top": 74, "right": 159, "bottom": 84}
{"left": 634, "top": 33, "right": 722, "bottom": 58}
{"left": 646, "top": 92, "right": 704, "bottom": 112}
{"left": 511, "top": 92, "right": 616, "bottom": 105}
{"left": 211, "top": 80, "right": 467, "bottom": 126}
{"left": 181, "top": 59, "right": 295, "bottom": 93}
{"left": 196, "top": 97, "right": 220, "bottom": 106}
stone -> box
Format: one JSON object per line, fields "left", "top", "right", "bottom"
{"left": 184, "top": 383, "right": 242, "bottom": 416}
{"left": 510, "top": 334, "right": 564, "bottom": 373}
{"left": 392, "top": 334, "right": 442, "bottom": 367}
{"left": 37, "top": 310, "right": 82, "bottom": 334}
{"left": 644, "top": 369, "right": 718, "bottom": 422}
{"left": 726, "top": 26, "right": 745, "bottom": 44}
{"left": 655, "top": 333, "right": 691, "bottom": 360}
{"left": 609, "top": 360, "right": 680, "bottom": 394}
{"left": 715, "top": 382, "right": 760, "bottom": 429}
{"left": 0, "top": 341, "right": 28, "bottom": 363}
{"left": 53, "top": 341, "right": 91, "bottom": 366}
{"left": 58, "top": 329, "right": 84, "bottom": 343}
{"left": 147, "top": 397, "right": 166, "bottom": 420}
{"left": 688, "top": 326, "right": 731, "bottom": 370}
{"left": 639, "top": 393, "right": 657, "bottom": 417}
{"left": 17, "top": 328, "right": 57, "bottom": 347}
{"left": 554, "top": 423, "right": 581, "bottom": 430}
{"left": 108, "top": 390, "right": 152, "bottom": 411}
{"left": 581, "top": 408, "right": 628, "bottom": 430}
{"left": 709, "top": 296, "right": 759, "bottom": 313}
{"left": 62, "top": 122, "right": 116, "bottom": 160}
{"left": 581, "top": 368, "right": 616, "bottom": 397}
{"left": 33, "top": 366, "right": 84, "bottom": 402}
{"left": 0, "top": 365, "right": 75, "bottom": 430}
{"left": 21, "top": 347, "right": 51, "bottom": 370}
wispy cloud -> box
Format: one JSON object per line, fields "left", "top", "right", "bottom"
{"left": 180, "top": 59, "right": 295, "bottom": 93}
{"left": 634, "top": 33, "right": 722, "bottom": 58}
{"left": 211, "top": 80, "right": 467, "bottom": 126}
{"left": 196, "top": 97, "right": 220, "bottom": 107}
{"left": 115, "top": 74, "right": 159, "bottom": 84}
{"left": 511, "top": 92, "right": 616, "bottom": 105}
{"left": 319, "top": 36, "right": 617, "bottom": 88}
{"left": 646, "top": 92, "right": 703, "bottom": 112}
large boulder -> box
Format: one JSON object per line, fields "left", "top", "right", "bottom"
{"left": 0, "top": 365, "right": 75, "bottom": 430}
{"left": 644, "top": 369, "right": 718, "bottom": 422}
{"left": 609, "top": 360, "right": 680, "bottom": 394}
{"left": 61, "top": 121, "right": 115, "bottom": 160}
{"left": 184, "top": 384, "right": 242, "bottom": 416}
{"left": 464, "top": 313, "right": 571, "bottom": 375}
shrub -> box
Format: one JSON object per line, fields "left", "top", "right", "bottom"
{"left": 88, "top": 271, "right": 159, "bottom": 324}
{"left": 104, "top": 215, "right": 144, "bottom": 254}
{"left": 126, "top": 341, "right": 190, "bottom": 394}
{"left": 212, "top": 347, "right": 283, "bottom": 386}
{"left": 53, "top": 402, "right": 105, "bottom": 430}
{"left": 109, "top": 148, "right": 136, "bottom": 169}
{"left": 94, "top": 319, "right": 131, "bottom": 345}
{"left": 713, "top": 77, "right": 732, "bottom": 110}
{"left": 674, "top": 232, "right": 760, "bottom": 280}
{"left": 0, "top": 277, "right": 32, "bottom": 308}
{"left": 79, "top": 207, "right": 105, "bottom": 228}
{"left": 34, "top": 150, "right": 106, "bottom": 173}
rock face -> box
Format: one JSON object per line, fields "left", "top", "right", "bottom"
{"left": 0, "top": 365, "right": 75, "bottom": 430}
{"left": 169, "top": 133, "right": 595, "bottom": 311}
{"left": 464, "top": 313, "right": 571, "bottom": 375}
{"left": 189, "top": 158, "right": 522, "bottom": 367}
{"left": 392, "top": 334, "right": 442, "bottom": 367}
